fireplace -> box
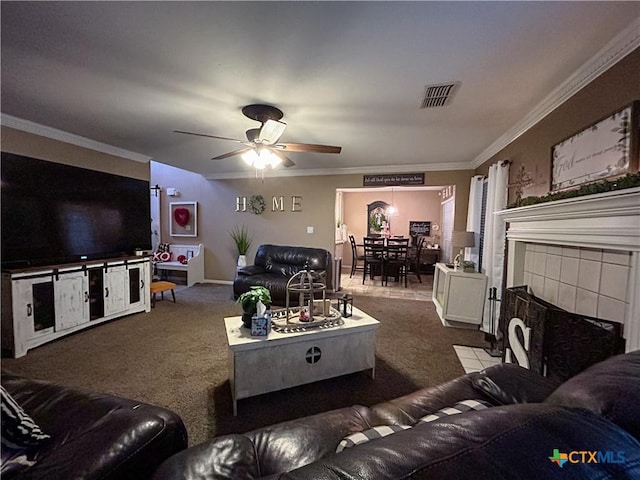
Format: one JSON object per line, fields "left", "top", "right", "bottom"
{"left": 496, "top": 186, "right": 640, "bottom": 352}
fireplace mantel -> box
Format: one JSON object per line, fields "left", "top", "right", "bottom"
{"left": 497, "top": 187, "right": 640, "bottom": 250}
{"left": 496, "top": 186, "right": 640, "bottom": 351}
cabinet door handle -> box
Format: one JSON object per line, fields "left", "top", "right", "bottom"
{"left": 27, "top": 303, "right": 32, "bottom": 317}
{"left": 140, "top": 279, "right": 144, "bottom": 289}
{"left": 84, "top": 291, "right": 89, "bottom": 302}
{"left": 105, "top": 287, "right": 109, "bottom": 298}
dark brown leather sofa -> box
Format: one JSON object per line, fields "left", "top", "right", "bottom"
{"left": 1, "top": 371, "right": 188, "bottom": 480}
{"left": 152, "top": 351, "right": 640, "bottom": 479}
{"left": 233, "top": 244, "right": 332, "bottom": 306}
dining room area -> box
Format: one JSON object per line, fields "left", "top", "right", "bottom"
{"left": 335, "top": 186, "right": 450, "bottom": 301}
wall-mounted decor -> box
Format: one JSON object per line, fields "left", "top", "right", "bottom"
{"left": 363, "top": 173, "right": 424, "bottom": 187}
{"left": 551, "top": 101, "right": 639, "bottom": 192}
{"left": 409, "top": 220, "right": 431, "bottom": 237}
{"left": 248, "top": 195, "right": 266, "bottom": 214}
{"left": 367, "top": 201, "right": 390, "bottom": 236}
{"left": 170, "top": 201, "right": 197, "bottom": 237}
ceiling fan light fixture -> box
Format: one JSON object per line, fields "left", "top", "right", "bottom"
{"left": 242, "top": 149, "right": 259, "bottom": 166}
{"left": 242, "top": 148, "right": 282, "bottom": 170}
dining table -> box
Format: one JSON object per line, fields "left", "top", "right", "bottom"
{"left": 359, "top": 237, "right": 441, "bottom": 285}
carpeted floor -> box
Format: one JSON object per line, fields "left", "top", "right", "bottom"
{"left": 1, "top": 284, "right": 486, "bottom": 446}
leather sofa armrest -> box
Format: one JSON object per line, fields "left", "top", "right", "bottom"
{"left": 545, "top": 351, "right": 640, "bottom": 439}
{"left": 152, "top": 434, "right": 260, "bottom": 480}
{"left": 153, "top": 406, "right": 381, "bottom": 480}
{"left": 372, "top": 373, "right": 495, "bottom": 425}
{"left": 237, "top": 265, "right": 266, "bottom": 276}
{"left": 1, "top": 371, "right": 188, "bottom": 480}
{"left": 472, "top": 363, "right": 561, "bottom": 405}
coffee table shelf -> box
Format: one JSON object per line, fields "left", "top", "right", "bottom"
{"left": 224, "top": 306, "right": 380, "bottom": 415}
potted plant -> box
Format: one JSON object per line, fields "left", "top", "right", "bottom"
{"left": 229, "top": 225, "right": 252, "bottom": 268}
{"left": 237, "top": 286, "right": 272, "bottom": 328}
{"left": 462, "top": 260, "right": 476, "bottom": 273}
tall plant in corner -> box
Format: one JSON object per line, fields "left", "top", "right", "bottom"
{"left": 229, "top": 225, "right": 252, "bottom": 269}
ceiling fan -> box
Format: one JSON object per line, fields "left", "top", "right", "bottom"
{"left": 174, "top": 104, "right": 342, "bottom": 169}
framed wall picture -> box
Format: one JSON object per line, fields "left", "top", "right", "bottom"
{"left": 550, "top": 101, "right": 639, "bottom": 192}
{"left": 170, "top": 201, "right": 197, "bottom": 237}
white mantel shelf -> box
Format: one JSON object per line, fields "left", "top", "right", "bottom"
{"left": 496, "top": 187, "right": 640, "bottom": 251}
{"left": 496, "top": 186, "right": 640, "bottom": 352}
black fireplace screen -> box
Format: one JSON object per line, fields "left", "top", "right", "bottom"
{"left": 500, "top": 286, "right": 625, "bottom": 383}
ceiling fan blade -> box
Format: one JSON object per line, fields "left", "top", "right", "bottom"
{"left": 276, "top": 142, "right": 342, "bottom": 154}
{"left": 211, "top": 147, "right": 253, "bottom": 161}
{"left": 272, "top": 150, "right": 295, "bottom": 168}
{"left": 174, "top": 130, "right": 247, "bottom": 144}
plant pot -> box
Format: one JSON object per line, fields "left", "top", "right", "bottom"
{"left": 237, "top": 255, "right": 247, "bottom": 269}
{"left": 241, "top": 310, "right": 254, "bottom": 328}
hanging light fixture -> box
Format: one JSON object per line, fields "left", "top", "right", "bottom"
{"left": 241, "top": 147, "right": 282, "bottom": 178}
{"left": 387, "top": 187, "right": 398, "bottom": 215}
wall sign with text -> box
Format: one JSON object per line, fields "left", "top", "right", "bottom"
{"left": 551, "top": 101, "right": 639, "bottom": 192}
{"left": 363, "top": 173, "right": 424, "bottom": 187}
{"left": 236, "top": 195, "right": 303, "bottom": 213}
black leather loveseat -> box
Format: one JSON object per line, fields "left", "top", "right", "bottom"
{"left": 152, "top": 351, "right": 640, "bottom": 479}
{"left": 1, "top": 371, "right": 188, "bottom": 480}
{"left": 233, "top": 244, "right": 332, "bottom": 306}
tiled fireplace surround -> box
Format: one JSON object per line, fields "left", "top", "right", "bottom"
{"left": 497, "top": 187, "right": 640, "bottom": 352}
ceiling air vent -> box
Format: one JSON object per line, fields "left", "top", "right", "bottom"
{"left": 420, "top": 82, "right": 459, "bottom": 108}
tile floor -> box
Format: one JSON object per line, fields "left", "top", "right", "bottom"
{"left": 339, "top": 269, "right": 433, "bottom": 302}
{"left": 340, "top": 270, "right": 501, "bottom": 373}
{"left": 453, "top": 345, "right": 503, "bottom": 373}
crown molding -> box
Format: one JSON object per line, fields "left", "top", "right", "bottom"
{"left": 202, "top": 161, "right": 474, "bottom": 180}
{"left": 0, "top": 113, "right": 151, "bottom": 163}
{"left": 471, "top": 17, "right": 640, "bottom": 169}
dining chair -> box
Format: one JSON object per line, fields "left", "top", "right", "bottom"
{"left": 384, "top": 237, "right": 410, "bottom": 287}
{"left": 362, "top": 236, "right": 385, "bottom": 284}
{"left": 348, "top": 235, "right": 365, "bottom": 278}
{"left": 412, "top": 236, "right": 426, "bottom": 283}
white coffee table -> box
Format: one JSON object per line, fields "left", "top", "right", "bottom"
{"left": 224, "top": 306, "right": 380, "bottom": 415}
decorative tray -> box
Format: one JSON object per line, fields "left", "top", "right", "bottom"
{"left": 270, "top": 306, "right": 343, "bottom": 333}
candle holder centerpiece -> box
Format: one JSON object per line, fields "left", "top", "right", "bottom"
{"left": 270, "top": 268, "right": 343, "bottom": 333}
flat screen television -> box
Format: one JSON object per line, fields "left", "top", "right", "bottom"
{"left": 1, "top": 152, "right": 152, "bottom": 269}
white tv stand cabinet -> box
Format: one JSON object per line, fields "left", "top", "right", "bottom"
{"left": 432, "top": 262, "right": 488, "bottom": 327}
{"left": 1, "top": 256, "right": 151, "bottom": 358}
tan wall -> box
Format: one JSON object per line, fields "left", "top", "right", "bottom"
{"left": 1, "top": 127, "right": 149, "bottom": 180}
{"left": 151, "top": 163, "right": 475, "bottom": 282}
{"left": 477, "top": 48, "right": 640, "bottom": 202}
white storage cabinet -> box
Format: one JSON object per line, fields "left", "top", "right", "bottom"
{"left": 1, "top": 257, "right": 151, "bottom": 358}
{"left": 432, "top": 262, "right": 488, "bottom": 327}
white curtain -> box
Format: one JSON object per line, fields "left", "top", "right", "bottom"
{"left": 441, "top": 197, "right": 455, "bottom": 263}
{"left": 481, "top": 162, "right": 510, "bottom": 335}
{"left": 465, "top": 175, "right": 485, "bottom": 265}
{"left": 150, "top": 187, "right": 161, "bottom": 252}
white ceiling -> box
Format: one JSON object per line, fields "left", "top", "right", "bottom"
{"left": 2, "top": 2, "right": 639, "bottom": 179}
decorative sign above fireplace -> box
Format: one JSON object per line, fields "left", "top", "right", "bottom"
{"left": 551, "top": 101, "right": 639, "bottom": 192}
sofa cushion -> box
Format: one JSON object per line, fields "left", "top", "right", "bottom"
{"left": 283, "top": 405, "right": 640, "bottom": 480}
{"left": 266, "top": 261, "right": 301, "bottom": 277}
{"left": 335, "top": 400, "right": 492, "bottom": 454}
{"left": 418, "top": 399, "right": 492, "bottom": 423}
{"left": 336, "top": 425, "right": 410, "bottom": 453}
{"left": 1, "top": 386, "right": 51, "bottom": 475}
{"left": 371, "top": 372, "right": 499, "bottom": 425}
{"left": 545, "top": 350, "right": 640, "bottom": 439}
